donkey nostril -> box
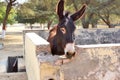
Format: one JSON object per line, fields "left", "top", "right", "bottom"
{"left": 66, "top": 52, "right": 69, "bottom": 55}
{"left": 66, "top": 52, "right": 76, "bottom": 59}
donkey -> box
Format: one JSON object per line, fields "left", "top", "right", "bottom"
{"left": 48, "top": 0, "right": 86, "bottom": 59}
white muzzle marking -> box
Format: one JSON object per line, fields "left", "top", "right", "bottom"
{"left": 59, "top": 43, "right": 75, "bottom": 58}
{"left": 64, "top": 43, "right": 75, "bottom": 55}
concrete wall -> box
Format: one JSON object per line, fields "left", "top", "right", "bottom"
{"left": 25, "top": 33, "right": 63, "bottom": 80}
{"left": 23, "top": 29, "right": 49, "bottom": 40}
{"left": 23, "top": 28, "right": 120, "bottom": 45}
{"left": 75, "top": 28, "right": 120, "bottom": 45}
{"left": 24, "top": 32, "right": 120, "bottom": 80}
{"left": 25, "top": 33, "right": 42, "bottom": 80}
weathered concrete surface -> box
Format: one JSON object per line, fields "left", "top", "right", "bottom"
{"left": 61, "top": 45, "right": 120, "bottom": 80}
{"left": 75, "top": 28, "right": 120, "bottom": 45}
{"left": 0, "top": 72, "right": 27, "bottom": 80}
{"left": 37, "top": 52, "right": 65, "bottom": 80}
{"left": 25, "top": 32, "right": 120, "bottom": 80}
{"left": 25, "top": 33, "right": 64, "bottom": 80}
{"left": 37, "top": 45, "right": 120, "bottom": 80}
{"left": 25, "top": 33, "right": 39, "bottom": 80}
{"left": 25, "top": 33, "right": 48, "bottom": 80}
{"left": 23, "top": 30, "right": 49, "bottom": 54}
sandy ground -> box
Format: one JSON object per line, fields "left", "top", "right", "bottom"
{"left": 0, "top": 33, "right": 24, "bottom": 59}
{"left": 0, "top": 24, "right": 25, "bottom": 60}
{"left": 0, "top": 25, "right": 28, "bottom": 80}
{"left": 0, "top": 25, "right": 25, "bottom": 73}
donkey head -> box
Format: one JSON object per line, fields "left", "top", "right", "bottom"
{"left": 48, "top": 0, "right": 86, "bottom": 58}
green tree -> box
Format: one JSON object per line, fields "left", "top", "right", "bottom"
{"left": 68, "top": 0, "right": 120, "bottom": 28}
{"left": 35, "top": 0, "right": 58, "bottom": 29}
{"left": 0, "top": 2, "right": 6, "bottom": 24}
{"left": 17, "top": 0, "right": 58, "bottom": 29}
{"left": 82, "top": 0, "right": 120, "bottom": 28}
{"left": 17, "top": 0, "right": 120, "bottom": 29}
{"left": 97, "top": 0, "right": 120, "bottom": 28}
{"left": 0, "top": 2, "right": 16, "bottom": 24}
{"left": 16, "top": 2, "right": 36, "bottom": 29}
{"left": 1, "top": 0, "right": 17, "bottom": 39}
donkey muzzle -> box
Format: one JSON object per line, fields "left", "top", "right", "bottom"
{"left": 64, "top": 43, "right": 76, "bottom": 58}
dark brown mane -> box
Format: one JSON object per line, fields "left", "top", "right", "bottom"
{"left": 64, "top": 11, "right": 70, "bottom": 17}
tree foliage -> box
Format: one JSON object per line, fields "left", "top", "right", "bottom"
{"left": 0, "top": 2, "right": 16, "bottom": 24}
{"left": 16, "top": 0, "right": 120, "bottom": 28}
{"left": 16, "top": 0, "right": 58, "bottom": 29}
{"left": 81, "top": 0, "right": 120, "bottom": 28}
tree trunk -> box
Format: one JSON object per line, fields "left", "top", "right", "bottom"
{"left": 47, "top": 21, "right": 53, "bottom": 30}
{"left": 98, "top": 13, "right": 114, "bottom": 28}
{"left": 82, "top": 13, "right": 95, "bottom": 28}
{"left": 91, "top": 20, "right": 98, "bottom": 28}
{"left": 103, "top": 20, "right": 114, "bottom": 28}
{"left": 30, "top": 24, "right": 33, "bottom": 29}
{"left": 82, "top": 20, "right": 89, "bottom": 28}
{"left": 107, "top": 23, "right": 115, "bottom": 28}
{"left": 91, "top": 23, "right": 97, "bottom": 28}
{"left": 2, "top": 17, "right": 7, "bottom": 38}
{"left": 2, "top": 2, "right": 12, "bottom": 39}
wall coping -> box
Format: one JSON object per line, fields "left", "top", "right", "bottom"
{"left": 25, "top": 33, "right": 49, "bottom": 45}
{"left": 76, "top": 43, "right": 120, "bottom": 48}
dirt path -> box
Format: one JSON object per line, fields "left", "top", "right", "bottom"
{"left": 0, "top": 33, "right": 23, "bottom": 60}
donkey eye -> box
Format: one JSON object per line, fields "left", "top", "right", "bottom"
{"left": 60, "top": 28, "right": 66, "bottom": 34}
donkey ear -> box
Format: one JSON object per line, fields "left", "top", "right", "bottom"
{"left": 56, "top": 0, "right": 64, "bottom": 20}
{"left": 71, "top": 4, "right": 87, "bottom": 21}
